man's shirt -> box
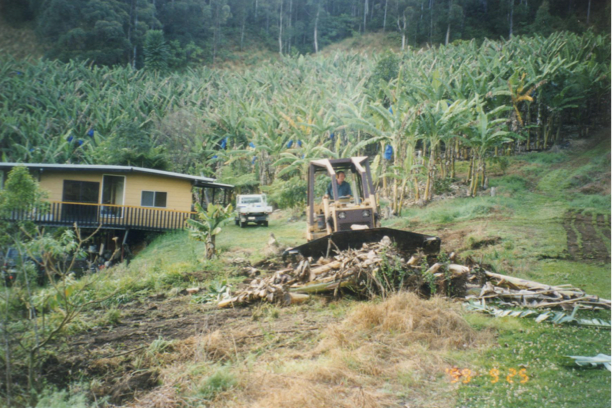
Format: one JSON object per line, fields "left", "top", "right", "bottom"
{"left": 326, "top": 180, "right": 352, "bottom": 199}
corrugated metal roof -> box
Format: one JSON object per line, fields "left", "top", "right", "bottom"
{"left": 0, "top": 163, "right": 233, "bottom": 189}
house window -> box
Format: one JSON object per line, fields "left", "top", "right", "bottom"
{"left": 141, "top": 191, "right": 167, "bottom": 208}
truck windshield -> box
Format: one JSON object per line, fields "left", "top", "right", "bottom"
{"left": 241, "top": 197, "right": 262, "bottom": 204}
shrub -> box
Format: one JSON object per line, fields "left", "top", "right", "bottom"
{"left": 199, "top": 368, "right": 237, "bottom": 399}
{"left": 35, "top": 386, "right": 102, "bottom": 408}
{"left": 104, "top": 308, "right": 121, "bottom": 325}
{"left": 489, "top": 175, "right": 529, "bottom": 194}
{"left": 433, "top": 177, "right": 453, "bottom": 195}
{"left": 370, "top": 51, "right": 400, "bottom": 85}
{"left": 263, "top": 176, "right": 307, "bottom": 209}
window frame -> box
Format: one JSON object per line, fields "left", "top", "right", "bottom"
{"left": 101, "top": 174, "right": 127, "bottom": 218}
{"left": 141, "top": 190, "right": 168, "bottom": 208}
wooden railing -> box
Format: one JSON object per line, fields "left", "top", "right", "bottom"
{"left": 5, "top": 201, "right": 196, "bottom": 231}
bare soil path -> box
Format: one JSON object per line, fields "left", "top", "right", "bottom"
{"left": 564, "top": 210, "right": 611, "bottom": 262}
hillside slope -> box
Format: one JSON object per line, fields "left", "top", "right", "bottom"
{"left": 30, "top": 128, "right": 610, "bottom": 408}
{"left": 0, "top": 19, "right": 44, "bottom": 60}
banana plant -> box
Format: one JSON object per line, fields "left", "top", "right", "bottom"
{"left": 0, "top": 31, "right": 609, "bottom": 193}
{"left": 416, "top": 99, "right": 470, "bottom": 202}
{"left": 273, "top": 138, "right": 334, "bottom": 180}
{"left": 462, "top": 99, "right": 513, "bottom": 196}
{"left": 186, "top": 203, "right": 233, "bottom": 260}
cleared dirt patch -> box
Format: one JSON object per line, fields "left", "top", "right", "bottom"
{"left": 130, "top": 293, "right": 492, "bottom": 408}
{"left": 564, "top": 210, "right": 611, "bottom": 262}
{"left": 42, "top": 296, "right": 251, "bottom": 402}
{"left": 468, "top": 236, "right": 502, "bottom": 249}
{"left": 110, "top": 370, "right": 159, "bottom": 405}
{"left": 71, "top": 297, "right": 252, "bottom": 352}
{"left": 44, "top": 294, "right": 340, "bottom": 406}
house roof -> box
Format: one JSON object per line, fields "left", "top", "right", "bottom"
{"left": 0, "top": 163, "right": 233, "bottom": 189}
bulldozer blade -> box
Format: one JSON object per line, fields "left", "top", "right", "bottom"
{"left": 284, "top": 228, "right": 441, "bottom": 259}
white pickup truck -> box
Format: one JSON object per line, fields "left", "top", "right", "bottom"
{"left": 235, "top": 194, "right": 273, "bottom": 228}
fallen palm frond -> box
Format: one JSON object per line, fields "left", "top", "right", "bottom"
{"left": 566, "top": 354, "right": 611, "bottom": 371}
{"left": 464, "top": 301, "right": 611, "bottom": 328}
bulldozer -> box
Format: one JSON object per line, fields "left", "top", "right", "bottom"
{"left": 284, "top": 157, "right": 441, "bottom": 258}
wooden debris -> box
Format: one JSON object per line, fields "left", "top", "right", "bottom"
{"left": 469, "top": 271, "right": 610, "bottom": 310}
{"left": 218, "top": 236, "right": 461, "bottom": 307}
{"left": 215, "top": 237, "right": 610, "bottom": 311}
{"left": 262, "top": 233, "right": 285, "bottom": 257}
{"left": 407, "top": 254, "right": 421, "bottom": 266}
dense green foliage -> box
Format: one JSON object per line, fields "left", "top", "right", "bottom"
{"left": 0, "top": 166, "right": 45, "bottom": 215}
{"left": 0, "top": 166, "right": 47, "bottom": 245}
{"left": 0, "top": 0, "right": 609, "bottom": 67}
{"left": 1, "top": 31, "right": 609, "bottom": 208}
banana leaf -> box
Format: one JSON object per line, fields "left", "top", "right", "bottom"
{"left": 566, "top": 354, "right": 611, "bottom": 371}
{"left": 464, "top": 301, "right": 611, "bottom": 329}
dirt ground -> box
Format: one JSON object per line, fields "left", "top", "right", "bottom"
{"left": 564, "top": 210, "right": 611, "bottom": 262}
{"left": 45, "top": 293, "right": 339, "bottom": 405}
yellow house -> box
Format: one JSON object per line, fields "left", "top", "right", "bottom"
{"left": 0, "top": 163, "right": 233, "bottom": 232}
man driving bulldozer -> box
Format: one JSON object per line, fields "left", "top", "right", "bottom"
{"left": 324, "top": 171, "right": 352, "bottom": 200}
{"left": 285, "top": 157, "right": 441, "bottom": 257}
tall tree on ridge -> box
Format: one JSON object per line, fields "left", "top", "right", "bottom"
{"left": 211, "top": 0, "right": 232, "bottom": 62}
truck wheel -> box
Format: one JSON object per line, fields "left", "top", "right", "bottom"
{"left": 235, "top": 219, "right": 239, "bottom": 226}
{"left": 240, "top": 221, "right": 246, "bottom": 228}
{"left": 263, "top": 221, "right": 269, "bottom": 227}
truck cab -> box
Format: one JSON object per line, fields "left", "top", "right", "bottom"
{"left": 235, "top": 194, "right": 273, "bottom": 228}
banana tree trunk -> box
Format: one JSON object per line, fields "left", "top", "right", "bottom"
{"left": 205, "top": 235, "right": 216, "bottom": 259}
{"left": 471, "top": 155, "right": 484, "bottom": 196}
{"left": 526, "top": 104, "right": 532, "bottom": 150}
{"left": 413, "top": 173, "right": 420, "bottom": 201}
{"left": 543, "top": 115, "right": 553, "bottom": 149}
{"left": 466, "top": 152, "right": 474, "bottom": 185}
{"left": 397, "top": 178, "right": 408, "bottom": 216}
{"left": 392, "top": 167, "right": 399, "bottom": 214}
{"left": 451, "top": 138, "right": 458, "bottom": 178}
{"left": 480, "top": 156, "right": 486, "bottom": 188}
{"left": 381, "top": 142, "right": 388, "bottom": 197}
{"left": 536, "top": 102, "right": 542, "bottom": 149}
{"left": 555, "top": 114, "right": 563, "bottom": 145}
{"left": 424, "top": 145, "right": 436, "bottom": 202}
{"left": 439, "top": 154, "right": 444, "bottom": 180}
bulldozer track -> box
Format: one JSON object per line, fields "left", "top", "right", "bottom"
{"left": 564, "top": 211, "right": 611, "bottom": 262}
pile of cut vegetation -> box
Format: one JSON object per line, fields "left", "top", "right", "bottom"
{"left": 207, "top": 237, "right": 611, "bottom": 321}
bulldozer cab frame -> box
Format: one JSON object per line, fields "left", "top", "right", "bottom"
{"left": 284, "top": 156, "right": 440, "bottom": 259}
{"left": 306, "top": 157, "right": 380, "bottom": 241}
